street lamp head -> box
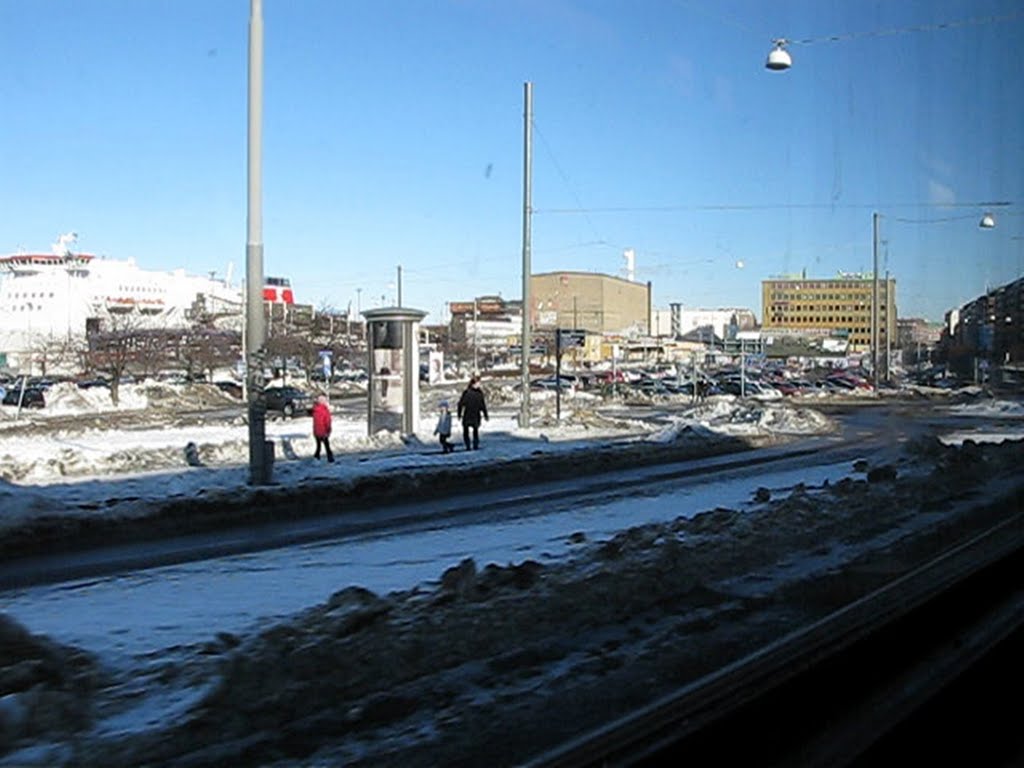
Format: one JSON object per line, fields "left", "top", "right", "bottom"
{"left": 766, "top": 40, "right": 792, "bottom": 71}
{"left": 979, "top": 212, "right": 996, "bottom": 229}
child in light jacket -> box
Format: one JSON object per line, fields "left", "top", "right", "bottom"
{"left": 434, "top": 401, "right": 454, "bottom": 453}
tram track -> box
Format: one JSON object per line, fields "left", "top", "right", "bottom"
{"left": 526, "top": 511, "right": 1024, "bottom": 767}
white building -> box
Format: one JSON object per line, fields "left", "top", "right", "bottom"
{"left": 651, "top": 305, "right": 758, "bottom": 340}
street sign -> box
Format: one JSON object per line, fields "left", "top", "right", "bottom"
{"left": 318, "top": 349, "right": 333, "bottom": 379}
{"left": 557, "top": 329, "right": 586, "bottom": 350}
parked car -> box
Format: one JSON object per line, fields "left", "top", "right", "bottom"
{"left": 632, "top": 377, "right": 671, "bottom": 395}
{"left": 214, "top": 381, "right": 244, "bottom": 399}
{"left": 76, "top": 378, "right": 110, "bottom": 389}
{"left": 531, "top": 376, "right": 574, "bottom": 391}
{"left": 335, "top": 368, "right": 368, "bottom": 383}
{"left": 2, "top": 386, "right": 45, "bottom": 408}
{"left": 262, "top": 385, "right": 314, "bottom": 417}
{"left": 27, "top": 377, "right": 59, "bottom": 390}
{"left": 771, "top": 379, "right": 804, "bottom": 396}
{"left": 815, "top": 377, "right": 854, "bottom": 392}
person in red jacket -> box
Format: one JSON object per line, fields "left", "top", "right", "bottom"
{"left": 311, "top": 394, "right": 334, "bottom": 463}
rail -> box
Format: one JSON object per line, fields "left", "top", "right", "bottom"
{"left": 526, "top": 512, "right": 1023, "bottom": 767}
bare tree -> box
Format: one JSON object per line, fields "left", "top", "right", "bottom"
{"left": 26, "top": 333, "right": 81, "bottom": 377}
{"left": 309, "top": 303, "right": 361, "bottom": 373}
{"left": 265, "top": 331, "right": 319, "bottom": 383}
{"left": 83, "top": 313, "right": 151, "bottom": 405}
{"left": 181, "top": 327, "right": 240, "bottom": 382}
{"left": 132, "top": 329, "right": 176, "bottom": 380}
{"left": 174, "top": 301, "right": 242, "bottom": 383}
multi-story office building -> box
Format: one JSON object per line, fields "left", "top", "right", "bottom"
{"left": 761, "top": 273, "right": 896, "bottom": 353}
{"left": 445, "top": 273, "right": 651, "bottom": 365}
{"left": 944, "top": 276, "right": 1024, "bottom": 364}
{"left": 530, "top": 272, "right": 650, "bottom": 336}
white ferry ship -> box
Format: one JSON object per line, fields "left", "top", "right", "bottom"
{"left": 0, "top": 233, "right": 290, "bottom": 371}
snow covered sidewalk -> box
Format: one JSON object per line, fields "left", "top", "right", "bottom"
{"left": 0, "top": 382, "right": 841, "bottom": 553}
{"left": 2, "top": 380, "right": 1019, "bottom": 558}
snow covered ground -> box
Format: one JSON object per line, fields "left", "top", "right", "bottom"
{"left": 0, "top": 380, "right": 837, "bottom": 533}
{"left": 0, "top": 379, "right": 1020, "bottom": 541}
{"left": 0, "top": 379, "right": 1020, "bottom": 563}
{"left": 1, "top": 382, "right": 1022, "bottom": 766}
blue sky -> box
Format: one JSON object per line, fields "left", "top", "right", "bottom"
{"left": 2, "top": 0, "right": 1022, "bottom": 323}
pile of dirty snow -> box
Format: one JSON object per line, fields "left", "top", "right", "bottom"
{"left": 43, "top": 383, "right": 148, "bottom": 414}
{"left": 944, "top": 399, "right": 1024, "bottom": 418}
{"left": 667, "top": 397, "right": 837, "bottom": 438}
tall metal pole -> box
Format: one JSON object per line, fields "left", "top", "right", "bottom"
{"left": 520, "top": 81, "right": 533, "bottom": 427}
{"left": 246, "top": 0, "right": 269, "bottom": 484}
{"left": 740, "top": 338, "right": 746, "bottom": 398}
{"left": 555, "top": 329, "right": 562, "bottom": 423}
{"left": 884, "top": 269, "right": 891, "bottom": 384}
{"left": 871, "top": 212, "right": 880, "bottom": 391}
{"left": 572, "top": 296, "right": 578, "bottom": 368}
{"left": 397, "top": 265, "right": 403, "bottom": 307}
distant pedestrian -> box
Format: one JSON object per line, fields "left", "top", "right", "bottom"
{"left": 457, "top": 376, "right": 488, "bottom": 450}
{"left": 311, "top": 394, "right": 334, "bottom": 462}
{"left": 697, "top": 379, "right": 708, "bottom": 401}
{"left": 434, "top": 401, "right": 455, "bottom": 453}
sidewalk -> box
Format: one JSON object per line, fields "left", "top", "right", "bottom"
{"left": 0, "top": 385, "right": 842, "bottom": 558}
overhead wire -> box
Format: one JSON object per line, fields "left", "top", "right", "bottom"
{"left": 779, "top": 10, "right": 1024, "bottom": 47}
{"left": 531, "top": 119, "right": 614, "bottom": 253}
{"left": 535, "top": 201, "right": 1014, "bottom": 215}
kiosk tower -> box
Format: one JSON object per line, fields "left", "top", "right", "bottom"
{"left": 363, "top": 307, "right": 428, "bottom": 436}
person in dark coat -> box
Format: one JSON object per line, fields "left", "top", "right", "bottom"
{"left": 311, "top": 394, "right": 334, "bottom": 462}
{"left": 457, "top": 376, "right": 488, "bottom": 450}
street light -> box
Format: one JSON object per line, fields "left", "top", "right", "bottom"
{"left": 766, "top": 13, "right": 1017, "bottom": 74}
{"left": 765, "top": 40, "right": 792, "bottom": 71}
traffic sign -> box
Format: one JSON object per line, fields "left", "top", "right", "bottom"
{"left": 557, "top": 329, "right": 586, "bottom": 350}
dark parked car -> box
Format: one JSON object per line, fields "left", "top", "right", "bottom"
{"left": 632, "top": 377, "right": 671, "bottom": 395}
{"left": 214, "top": 381, "right": 244, "bottom": 399}
{"left": 262, "top": 385, "right": 314, "bottom": 417}
{"left": 2, "top": 386, "right": 45, "bottom": 408}
{"left": 76, "top": 378, "right": 110, "bottom": 389}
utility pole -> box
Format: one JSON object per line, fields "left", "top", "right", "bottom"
{"left": 520, "top": 81, "right": 533, "bottom": 428}
{"left": 555, "top": 328, "right": 562, "bottom": 423}
{"left": 473, "top": 298, "right": 479, "bottom": 374}
{"left": 692, "top": 350, "right": 698, "bottom": 404}
{"left": 245, "top": 0, "right": 270, "bottom": 485}
{"left": 740, "top": 338, "right": 746, "bottom": 398}
{"left": 871, "top": 212, "right": 880, "bottom": 391}
{"left": 884, "top": 269, "right": 891, "bottom": 385}
{"left": 572, "top": 296, "right": 578, "bottom": 368}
